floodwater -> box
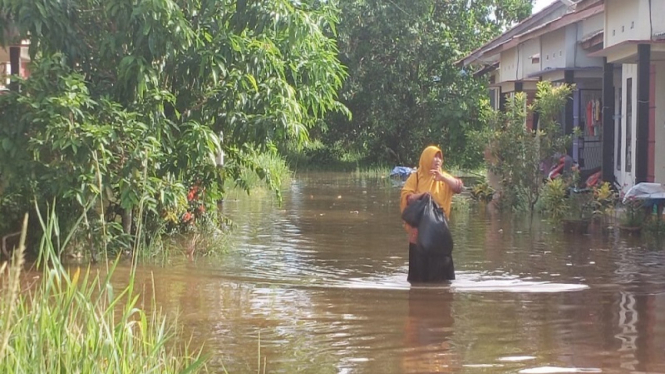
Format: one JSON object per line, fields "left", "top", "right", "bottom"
{"left": 121, "top": 173, "right": 665, "bottom": 374}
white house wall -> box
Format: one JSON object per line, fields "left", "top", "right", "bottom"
{"left": 573, "top": 16, "right": 605, "bottom": 68}
{"left": 520, "top": 38, "right": 541, "bottom": 79}
{"left": 565, "top": 24, "right": 578, "bottom": 67}
{"left": 499, "top": 81, "right": 516, "bottom": 94}
{"left": 500, "top": 48, "right": 519, "bottom": 83}
{"left": 651, "top": 0, "right": 665, "bottom": 37}
{"left": 582, "top": 13, "right": 604, "bottom": 36}
{"left": 541, "top": 28, "right": 567, "bottom": 71}
{"left": 605, "top": 0, "right": 650, "bottom": 48}
{"left": 617, "top": 64, "right": 638, "bottom": 192}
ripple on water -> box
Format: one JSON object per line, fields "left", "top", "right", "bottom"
{"left": 451, "top": 273, "right": 589, "bottom": 293}
{"left": 519, "top": 367, "right": 602, "bottom": 374}
{"left": 498, "top": 356, "right": 537, "bottom": 362}
{"left": 332, "top": 272, "right": 588, "bottom": 293}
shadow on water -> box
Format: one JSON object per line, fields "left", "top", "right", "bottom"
{"left": 108, "top": 172, "right": 665, "bottom": 374}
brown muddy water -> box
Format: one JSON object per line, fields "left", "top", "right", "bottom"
{"left": 118, "top": 173, "right": 665, "bottom": 374}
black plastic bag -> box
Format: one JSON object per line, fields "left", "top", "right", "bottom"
{"left": 401, "top": 194, "right": 429, "bottom": 227}
{"left": 417, "top": 196, "right": 453, "bottom": 256}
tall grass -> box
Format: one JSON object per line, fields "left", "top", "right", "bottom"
{"left": 353, "top": 166, "right": 391, "bottom": 178}
{"left": 0, "top": 210, "right": 208, "bottom": 374}
{"left": 224, "top": 152, "right": 292, "bottom": 194}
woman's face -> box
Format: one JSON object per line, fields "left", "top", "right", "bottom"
{"left": 431, "top": 152, "right": 442, "bottom": 170}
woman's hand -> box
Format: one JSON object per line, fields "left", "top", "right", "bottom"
{"left": 408, "top": 226, "right": 418, "bottom": 244}
{"left": 430, "top": 169, "right": 445, "bottom": 182}
{"left": 431, "top": 169, "right": 464, "bottom": 193}
{"left": 407, "top": 192, "right": 430, "bottom": 204}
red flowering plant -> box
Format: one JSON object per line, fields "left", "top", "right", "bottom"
{"left": 160, "top": 180, "right": 212, "bottom": 233}
{"left": 180, "top": 182, "right": 207, "bottom": 229}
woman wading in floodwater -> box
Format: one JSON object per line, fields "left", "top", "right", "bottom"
{"left": 400, "top": 146, "right": 463, "bottom": 282}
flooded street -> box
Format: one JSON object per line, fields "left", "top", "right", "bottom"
{"left": 124, "top": 173, "right": 665, "bottom": 373}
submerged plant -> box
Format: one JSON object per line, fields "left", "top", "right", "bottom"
{"left": 590, "top": 182, "right": 617, "bottom": 217}
{"left": 644, "top": 216, "right": 665, "bottom": 235}
{"left": 451, "top": 194, "right": 471, "bottom": 213}
{"left": 619, "top": 197, "right": 646, "bottom": 228}
{"left": 540, "top": 178, "right": 569, "bottom": 222}
{"left": 540, "top": 177, "right": 595, "bottom": 225}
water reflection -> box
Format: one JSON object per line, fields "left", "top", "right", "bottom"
{"left": 104, "top": 172, "right": 665, "bottom": 374}
{"left": 402, "top": 287, "right": 457, "bottom": 373}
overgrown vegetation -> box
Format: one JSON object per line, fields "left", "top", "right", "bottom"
{"left": 0, "top": 0, "right": 348, "bottom": 254}
{"left": 540, "top": 179, "right": 595, "bottom": 225}
{"left": 224, "top": 151, "right": 292, "bottom": 193}
{"left": 0, "top": 213, "right": 207, "bottom": 373}
{"left": 485, "top": 82, "right": 574, "bottom": 213}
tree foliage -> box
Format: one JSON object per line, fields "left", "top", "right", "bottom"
{"left": 320, "top": 0, "right": 532, "bottom": 168}
{"left": 0, "top": 0, "right": 347, "bottom": 246}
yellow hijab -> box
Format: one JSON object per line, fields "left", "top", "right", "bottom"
{"left": 400, "top": 145, "right": 455, "bottom": 216}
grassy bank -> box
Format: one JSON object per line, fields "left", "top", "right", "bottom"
{"left": 0, "top": 213, "right": 207, "bottom": 374}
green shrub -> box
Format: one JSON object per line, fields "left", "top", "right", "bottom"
{"left": 539, "top": 178, "right": 569, "bottom": 222}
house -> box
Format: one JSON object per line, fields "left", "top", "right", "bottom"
{"left": 461, "top": 0, "right": 665, "bottom": 193}
{"left": 0, "top": 40, "right": 30, "bottom": 92}
{"left": 588, "top": 0, "right": 665, "bottom": 190}
{"left": 461, "top": 1, "right": 570, "bottom": 131}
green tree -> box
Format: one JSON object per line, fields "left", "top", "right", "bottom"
{"left": 320, "top": 0, "right": 532, "bottom": 168}
{"left": 0, "top": 0, "right": 347, "bottom": 249}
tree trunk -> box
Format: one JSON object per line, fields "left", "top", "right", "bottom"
{"left": 122, "top": 208, "right": 132, "bottom": 235}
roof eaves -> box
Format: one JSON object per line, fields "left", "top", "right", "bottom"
{"left": 526, "top": 66, "right": 602, "bottom": 78}
{"left": 579, "top": 29, "right": 604, "bottom": 43}
{"left": 484, "top": 3, "right": 605, "bottom": 58}
{"left": 473, "top": 61, "right": 500, "bottom": 77}
{"left": 456, "top": 1, "right": 567, "bottom": 67}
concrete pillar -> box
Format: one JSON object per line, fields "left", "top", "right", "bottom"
{"left": 635, "top": 44, "right": 650, "bottom": 183}
{"left": 564, "top": 70, "right": 575, "bottom": 156}
{"left": 602, "top": 59, "right": 615, "bottom": 184}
